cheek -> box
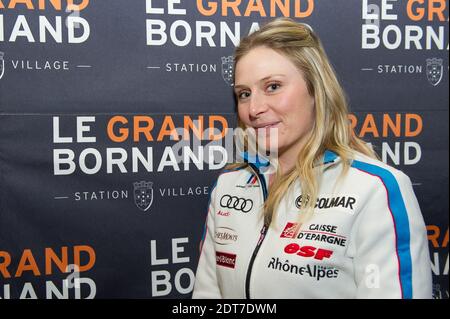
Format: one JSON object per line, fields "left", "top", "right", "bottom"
{"left": 304, "top": 100, "right": 316, "bottom": 128}
{"left": 285, "top": 100, "right": 315, "bottom": 132}
{"left": 274, "top": 89, "right": 307, "bottom": 118}
{"left": 295, "top": 108, "right": 315, "bottom": 131}
{"left": 237, "top": 106, "right": 250, "bottom": 124}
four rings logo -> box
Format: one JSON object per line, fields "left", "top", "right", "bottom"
{"left": 220, "top": 195, "right": 253, "bottom": 213}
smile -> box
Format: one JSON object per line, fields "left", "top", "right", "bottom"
{"left": 254, "top": 122, "right": 281, "bottom": 129}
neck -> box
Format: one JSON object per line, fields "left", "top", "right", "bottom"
{"left": 276, "top": 131, "right": 314, "bottom": 175}
{"left": 277, "top": 153, "right": 297, "bottom": 175}
{"left": 277, "top": 141, "right": 307, "bottom": 175}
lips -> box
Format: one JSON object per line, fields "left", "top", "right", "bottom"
{"left": 253, "top": 122, "right": 281, "bottom": 140}
{"left": 254, "top": 121, "right": 281, "bottom": 129}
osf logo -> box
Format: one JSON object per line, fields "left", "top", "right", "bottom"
{"left": 284, "top": 243, "right": 333, "bottom": 261}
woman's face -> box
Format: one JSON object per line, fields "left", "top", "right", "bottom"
{"left": 234, "top": 46, "right": 315, "bottom": 159}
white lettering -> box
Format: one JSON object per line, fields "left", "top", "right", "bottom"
{"left": 79, "top": 148, "right": 102, "bottom": 175}
{"left": 54, "top": 149, "right": 76, "bottom": 175}
{"left": 9, "top": 15, "right": 35, "bottom": 42}
{"left": 67, "top": 17, "right": 90, "bottom": 43}
{"left": 77, "top": 116, "right": 96, "bottom": 143}
{"left": 172, "top": 238, "right": 190, "bottom": 264}
{"left": 53, "top": 117, "right": 73, "bottom": 143}
{"left": 150, "top": 240, "right": 169, "bottom": 266}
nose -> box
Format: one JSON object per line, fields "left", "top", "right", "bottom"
{"left": 248, "top": 92, "right": 268, "bottom": 119}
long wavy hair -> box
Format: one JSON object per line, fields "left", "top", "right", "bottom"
{"left": 231, "top": 18, "right": 376, "bottom": 227}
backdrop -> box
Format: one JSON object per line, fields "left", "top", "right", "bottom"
{"left": 0, "top": 0, "right": 448, "bottom": 299}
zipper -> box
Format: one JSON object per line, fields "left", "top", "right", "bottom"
{"left": 245, "top": 164, "right": 269, "bottom": 299}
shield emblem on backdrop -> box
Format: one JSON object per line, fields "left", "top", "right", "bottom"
{"left": 0, "top": 52, "right": 5, "bottom": 80}
{"left": 133, "top": 181, "right": 154, "bottom": 212}
{"left": 221, "top": 56, "right": 234, "bottom": 86}
{"left": 426, "top": 58, "right": 443, "bottom": 86}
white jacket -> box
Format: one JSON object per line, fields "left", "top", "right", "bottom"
{"left": 193, "top": 151, "right": 432, "bottom": 299}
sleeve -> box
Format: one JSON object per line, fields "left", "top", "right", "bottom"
{"left": 192, "top": 184, "right": 222, "bottom": 299}
{"left": 350, "top": 171, "right": 432, "bottom": 299}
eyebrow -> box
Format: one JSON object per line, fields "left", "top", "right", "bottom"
{"left": 234, "top": 74, "right": 286, "bottom": 90}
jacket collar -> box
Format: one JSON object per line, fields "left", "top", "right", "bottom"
{"left": 322, "top": 150, "right": 339, "bottom": 165}
{"left": 241, "top": 152, "right": 270, "bottom": 169}
{"left": 241, "top": 150, "right": 340, "bottom": 171}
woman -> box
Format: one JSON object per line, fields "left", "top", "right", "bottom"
{"left": 193, "top": 18, "right": 432, "bottom": 299}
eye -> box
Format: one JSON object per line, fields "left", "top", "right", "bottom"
{"left": 236, "top": 91, "right": 251, "bottom": 100}
{"left": 266, "top": 83, "right": 281, "bottom": 92}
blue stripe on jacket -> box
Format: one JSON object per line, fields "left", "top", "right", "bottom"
{"left": 351, "top": 160, "right": 413, "bottom": 299}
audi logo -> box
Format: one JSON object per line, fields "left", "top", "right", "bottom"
{"left": 220, "top": 195, "right": 253, "bottom": 213}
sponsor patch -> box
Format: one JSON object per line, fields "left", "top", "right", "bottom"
{"left": 216, "top": 251, "right": 237, "bottom": 269}
{"left": 295, "top": 195, "right": 357, "bottom": 214}
{"left": 215, "top": 227, "right": 238, "bottom": 245}
{"left": 280, "top": 222, "right": 300, "bottom": 239}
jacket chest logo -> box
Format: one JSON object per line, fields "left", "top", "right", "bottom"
{"left": 215, "top": 227, "right": 238, "bottom": 245}
{"left": 280, "top": 223, "right": 348, "bottom": 248}
{"left": 295, "top": 195, "right": 357, "bottom": 214}
{"left": 220, "top": 194, "right": 254, "bottom": 213}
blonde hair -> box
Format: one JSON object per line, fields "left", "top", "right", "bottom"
{"left": 232, "top": 18, "right": 376, "bottom": 227}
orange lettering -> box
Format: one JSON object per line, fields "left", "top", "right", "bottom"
{"left": 244, "top": 0, "right": 266, "bottom": 17}
{"left": 184, "top": 116, "right": 204, "bottom": 141}
{"left": 407, "top": 0, "right": 425, "bottom": 21}
{"left": 196, "top": 0, "right": 217, "bottom": 16}
{"left": 222, "top": 0, "right": 241, "bottom": 16}
{"left": 442, "top": 227, "right": 449, "bottom": 248}
{"left": 295, "top": 0, "right": 314, "bottom": 18}
{"left": 407, "top": 0, "right": 446, "bottom": 21}
{"left": 208, "top": 116, "right": 228, "bottom": 140}
{"left": 45, "top": 247, "right": 68, "bottom": 275}
{"left": 427, "top": 225, "right": 440, "bottom": 248}
{"left": 383, "top": 114, "right": 401, "bottom": 137}
{"left": 359, "top": 114, "right": 379, "bottom": 138}
{"left": 271, "top": 0, "right": 290, "bottom": 17}
{"left": 67, "top": 0, "right": 89, "bottom": 11}
{"left": 38, "top": 0, "right": 61, "bottom": 10}
{"left": 74, "top": 245, "right": 96, "bottom": 272}
{"left": 15, "top": 249, "right": 40, "bottom": 277}
{"left": 8, "top": 0, "right": 34, "bottom": 9}
{"left": 134, "top": 116, "right": 154, "bottom": 142}
{"left": 0, "top": 1, "right": 4, "bottom": 9}
{"left": 0, "top": 251, "right": 11, "bottom": 278}
{"left": 108, "top": 116, "right": 129, "bottom": 143}
{"left": 428, "top": 0, "right": 446, "bottom": 21}
{"left": 348, "top": 114, "right": 357, "bottom": 131}
{"left": 157, "top": 116, "right": 179, "bottom": 141}
{"left": 405, "top": 113, "right": 422, "bottom": 137}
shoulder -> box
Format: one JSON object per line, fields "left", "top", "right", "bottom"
{"left": 212, "top": 165, "right": 254, "bottom": 192}
{"left": 349, "top": 152, "right": 411, "bottom": 186}
{"left": 343, "top": 153, "right": 415, "bottom": 209}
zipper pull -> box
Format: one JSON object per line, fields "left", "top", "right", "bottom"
{"left": 257, "top": 224, "right": 268, "bottom": 246}
{"left": 261, "top": 224, "right": 267, "bottom": 234}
